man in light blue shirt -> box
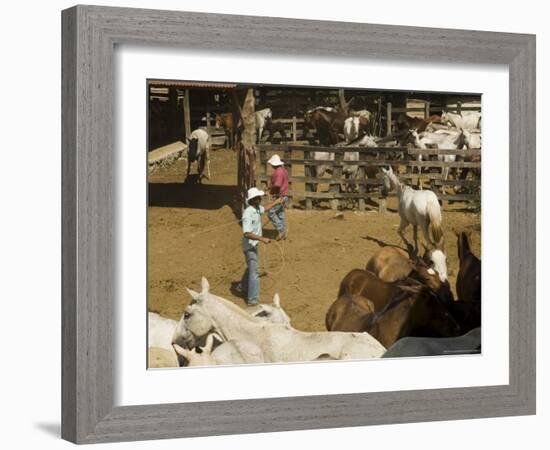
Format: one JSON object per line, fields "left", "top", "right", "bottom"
{"left": 234, "top": 187, "right": 282, "bottom": 306}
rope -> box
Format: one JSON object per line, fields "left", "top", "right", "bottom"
{"left": 188, "top": 206, "right": 289, "bottom": 293}
{"left": 189, "top": 218, "right": 241, "bottom": 237}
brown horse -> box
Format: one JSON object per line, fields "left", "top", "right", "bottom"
{"left": 325, "top": 293, "right": 375, "bottom": 332}
{"left": 304, "top": 107, "right": 349, "bottom": 146}
{"left": 456, "top": 231, "right": 481, "bottom": 302}
{"left": 394, "top": 113, "right": 441, "bottom": 132}
{"left": 336, "top": 269, "right": 403, "bottom": 313}
{"left": 215, "top": 112, "right": 236, "bottom": 149}
{"left": 367, "top": 247, "right": 454, "bottom": 303}
{"left": 365, "top": 284, "right": 461, "bottom": 348}
{"left": 328, "top": 279, "right": 461, "bottom": 346}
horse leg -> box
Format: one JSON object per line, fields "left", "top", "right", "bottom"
{"left": 420, "top": 220, "right": 434, "bottom": 248}
{"left": 204, "top": 151, "right": 211, "bottom": 180}
{"left": 413, "top": 225, "right": 419, "bottom": 254}
{"left": 258, "top": 127, "right": 263, "bottom": 144}
{"left": 398, "top": 218, "right": 412, "bottom": 252}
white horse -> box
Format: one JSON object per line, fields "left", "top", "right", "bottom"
{"left": 441, "top": 111, "right": 481, "bottom": 130}
{"left": 173, "top": 333, "right": 265, "bottom": 366}
{"left": 175, "top": 278, "right": 386, "bottom": 363}
{"left": 380, "top": 166, "right": 445, "bottom": 254}
{"left": 411, "top": 129, "right": 466, "bottom": 180}
{"left": 186, "top": 128, "right": 211, "bottom": 180}
{"left": 462, "top": 129, "right": 481, "bottom": 149}
{"left": 255, "top": 108, "right": 272, "bottom": 143}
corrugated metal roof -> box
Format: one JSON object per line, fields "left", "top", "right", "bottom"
{"left": 148, "top": 80, "right": 237, "bottom": 89}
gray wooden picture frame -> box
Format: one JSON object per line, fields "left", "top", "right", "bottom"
{"left": 61, "top": 5, "right": 536, "bottom": 444}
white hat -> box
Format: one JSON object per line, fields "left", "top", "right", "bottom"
{"left": 246, "top": 187, "right": 265, "bottom": 203}
{"left": 267, "top": 154, "right": 284, "bottom": 166}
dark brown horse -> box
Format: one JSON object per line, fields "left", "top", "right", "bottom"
{"left": 264, "top": 116, "right": 287, "bottom": 142}
{"left": 327, "top": 278, "right": 461, "bottom": 347}
{"left": 456, "top": 231, "right": 481, "bottom": 302}
{"left": 365, "top": 284, "right": 461, "bottom": 348}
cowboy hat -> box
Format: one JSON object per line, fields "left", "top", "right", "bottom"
{"left": 267, "top": 154, "right": 284, "bottom": 166}
{"left": 246, "top": 187, "right": 265, "bottom": 203}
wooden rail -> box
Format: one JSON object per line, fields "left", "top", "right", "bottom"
{"left": 257, "top": 143, "right": 481, "bottom": 211}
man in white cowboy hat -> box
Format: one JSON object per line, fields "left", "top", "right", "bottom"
{"left": 233, "top": 187, "right": 282, "bottom": 306}
{"left": 266, "top": 154, "right": 289, "bottom": 240}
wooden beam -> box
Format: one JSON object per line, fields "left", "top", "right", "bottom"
{"left": 183, "top": 89, "right": 191, "bottom": 140}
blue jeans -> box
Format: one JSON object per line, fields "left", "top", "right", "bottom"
{"left": 238, "top": 247, "right": 260, "bottom": 305}
{"left": 268, "top": 196, "right": 287, "bottom": 234}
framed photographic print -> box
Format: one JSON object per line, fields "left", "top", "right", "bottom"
{"left": 62, "top": 5, "right": 536, "bottom": 444}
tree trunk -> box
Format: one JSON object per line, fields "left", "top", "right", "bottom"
{"left": 232, "top": 88, "right": 256, "bottom": 207}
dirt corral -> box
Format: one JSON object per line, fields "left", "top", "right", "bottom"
{"left": 148, "top": 148, "right": 481, "bottom": 332}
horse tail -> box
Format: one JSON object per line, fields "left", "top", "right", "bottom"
{"left": 427, "top": 198, "right": 444, "bottom": 246}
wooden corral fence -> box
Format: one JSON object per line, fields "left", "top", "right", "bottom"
{"left": 257, "top": 144, "right": 481, "bottom": 212}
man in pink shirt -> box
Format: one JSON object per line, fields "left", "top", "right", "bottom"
{"left": 266, "top": 154, "right": 289, "bottom": 240}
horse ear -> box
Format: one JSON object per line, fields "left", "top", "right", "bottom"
{"left": 203, "top": 334, "right": 214, "bottom": 353}
{"left": 186, "top": 287, "right": 201, "bottom": 301}
{"left": 387, "top": 165, "right": 393, "bottom": 174}
{"left": 272, "top": 293, "right": 281, "bottom": 308}
{"left": 172, "top": 344, "right": 191, "bottom": 359}
{"left": 201, "top": 277, "right": 210, "bottom": 295}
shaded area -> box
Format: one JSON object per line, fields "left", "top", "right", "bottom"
{"left": 148, "top": 182, "right": 241, "bottom": 217}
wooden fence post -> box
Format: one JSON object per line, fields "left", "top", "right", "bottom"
{"left": 424, "top": 101, "right": 430, "bottom": 119}
{"left": 457, "top": 101, "right": 462, "bottom": 115}
{"left": 304, "top": 149, "right": 313, "bottom": 210}
{"left": 386, "top": 102, "right": 392, "bottom": 136}
{"left": 183, "top": 88, "right": 191, "bottom": 140}
{"left": 284, "top": 145, "right": 293, "bottom": 208}
{"left": 357, "top": 151, "right": 366, "bottom": 212}
{"left": 292, "top": 116, "right": 297, "bottom": 143}
{"left": 330, "top": 150, "right": 343, "bottom": 210}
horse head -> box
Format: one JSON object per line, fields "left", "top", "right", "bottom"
{"left": 172, "top": 278, "right": 214, "bottom": 349}
{"left": 411, "top": 257, "right": 454, "bottom": 304}
{"left": 380, "top": 166, "right": 397, "bottom": 195}
{"left": 416, "top": 288, "right": 462, "bottom": 337}
{"left": 421, "top": 243, "right": 449, "bottom": 285}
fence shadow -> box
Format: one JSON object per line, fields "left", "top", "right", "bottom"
{"left": 148, "top": 182, "right": 241, "bottom": 216}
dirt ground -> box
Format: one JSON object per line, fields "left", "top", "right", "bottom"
{"left": 148, "top": 148, "right": 481, "bottom": 332}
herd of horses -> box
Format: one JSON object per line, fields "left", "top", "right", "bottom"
{"left": 148, "top": 224, "right": 481, "bottom": 368}
{"left": 154, "top": 99, "right": 483, "bottom": 367}
{"left": 148, "top": 172, "right": 482, "bottom": 367}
